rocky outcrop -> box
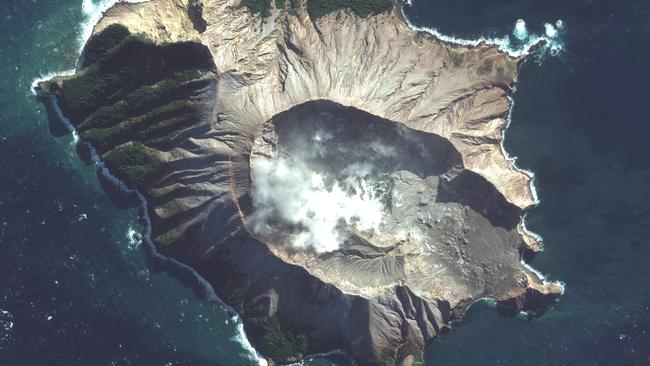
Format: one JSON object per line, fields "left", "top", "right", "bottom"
{"left": 38, "top": 1, "right": 563, "bottom": 364}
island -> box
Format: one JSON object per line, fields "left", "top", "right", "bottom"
{"left": 36, "top": 0, "right": 563, "bottom": 364}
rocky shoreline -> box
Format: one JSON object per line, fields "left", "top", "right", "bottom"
{"left": 37, "top": 1, "right": 563, "bottom": 364}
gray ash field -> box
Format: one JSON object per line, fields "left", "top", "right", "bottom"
{"left": 1, "top": 0, "right": 649, "bottom": 365}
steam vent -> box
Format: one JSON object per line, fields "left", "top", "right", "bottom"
{"left": 37, "top": 0, "right": 563, "bottom": 364}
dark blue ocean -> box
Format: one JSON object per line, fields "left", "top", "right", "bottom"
{"left": 1, "top": 0, "right": 649, "bottom": 365}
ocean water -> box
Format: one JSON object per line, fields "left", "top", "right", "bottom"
{"left": 0, "top": 0, "right": 261, "bottom": 365}
{"left": 405, "top": 0, "right": 650, "bottom": 364}
{"left": 1, "top": 0, "right": 648, "bottom": 365}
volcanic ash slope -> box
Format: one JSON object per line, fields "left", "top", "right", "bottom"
{"left": 50, "top": 0, "right": 564, "bottom": 364}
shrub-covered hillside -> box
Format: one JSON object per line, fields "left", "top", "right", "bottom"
{"left": 43, "top": 24, "right": 215, "bottom": 188}
{"left": 239, "top": 0, "right": 393, "bottom": 19}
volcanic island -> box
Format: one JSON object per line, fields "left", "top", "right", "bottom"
{"left": 37, "top": 0, "right": 563, "bottom": 364}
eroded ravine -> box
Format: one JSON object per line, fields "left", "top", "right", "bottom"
{"left": 37, "top": 1, "right": 563, "bottom": 364}
{"left": 247, "top": 101, "right": 530, "bottom": 303}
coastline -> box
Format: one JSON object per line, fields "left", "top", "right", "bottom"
{"left": 36, "top": 91, "right": 270, "bottom": 366}
{"left": 396, "top": 3, "right": 567, "bottom": 289}
{"left": 30, "top": 3, "right": 270, "bottom": 361}
{"left": 397, "top": 1, "right": 561, "bottom": 262}
{"left": 399, "top": 1, "right": 563, "bottom": 57}
{"left": 32, "top": 0, "right": 564, "bottom": 364}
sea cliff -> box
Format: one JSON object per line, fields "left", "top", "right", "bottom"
{"left": 37, "top": 0, "right": 563, "bottom": 364}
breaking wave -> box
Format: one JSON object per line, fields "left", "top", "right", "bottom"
{"left": 36, "top": 92, "right": 268, "bottom": 366}
{"left": 0, "top": 309, "right": 14, "bottom": 347}
{"left": 231, "top": 316, "right": 269, "bottom": 366}
{"left": 31, "top": 0, "right": 148, "bottom": 94}
{"left": 28, "top": 1, "right": 267, "bottom": 364}
{"left": 400, "top": 1, "right": 564, "bottom": 292}
{"left": 126, "top": 226, "right": 142, "bottom": 250}
{"left": 286, "top": 350, "right": 358, "bottom": 366}
{"left": 401, "top": 3, "right": 564, "bottom": 57}
{"left": 30, "top": 0, "right": 566, "bottom": 363}
{"left": 79, "top": 0, "right": 149, "bottom": 51}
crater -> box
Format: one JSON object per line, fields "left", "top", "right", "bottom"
{"left": 245, "top": 100, "right": 527, "bottom": 300}
{"left": 37, "top": 4, "right": 564, "bottom": 362}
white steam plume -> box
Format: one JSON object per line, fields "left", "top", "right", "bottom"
{"left": 247, "top": 157, "right": 385, "bottom": 253}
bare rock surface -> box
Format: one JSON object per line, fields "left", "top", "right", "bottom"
{"left": 41, "top": 1, "right": 564, "bottom": 364}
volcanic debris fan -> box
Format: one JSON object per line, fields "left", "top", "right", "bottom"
{"left": 36, "top": 1, "right": 563, "bottom": 364}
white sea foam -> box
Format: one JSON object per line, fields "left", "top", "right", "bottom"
{"left": 466, "top": 297, "right": 497, "bottom": 312}
{"left": 286, "top": 349, "right": 357, "bottom": 366}
{"left": 502, "top": 94, "right": 541, "bottom": 206}
{"left": 519, "top": 250, "right": 566, "bottom": 293}
{"left": 520, "top": 213, "right": 544, "bottom": 243}
{"left": 37, "top": 93, "right": 79, "bottom": 153}
{"left": 502, "top": 93, "right": 546, "bottom": 258}
{"left": 513, "top": 19, "right": 528, "bottom": 40}
{"left": 93, "top": 139, "right": 269, "bottom": 366}
{"left": 502, "top": 94, "right": 564, "bottom": 292}
{"left": 0, "top": 309, "right": 13, "bottom": 344}
{"left": 400, "top": 6, "right": 565, "bottom": 57}
{"left": 37, "top": 70, "right": 269, "bottom": 366}
{"left": 71, "top": 130, "right": 80, "bottom": 145}
{"left": 126, "top": 226, "right": 142, "bottom": 250}
{"left": 31, "top": 0, "right": 148, "bottom": 94}
{"left": 544, "top": 23, "right": 558, "bottom": 38}
{"left": 79, "top": 0, "right": 149, "bottom": 51}
{"left": 401, "top": 3, "right": 565, "bottom": 291}
{"left": 30, "top": 68, "right": 75, "bottom": 96}
{"left": 519, "top": 254, "right": 547, "bottom": 281}
{"left": 232, "top": 316, "right": 269, "bottom": 366}
{"left": 34, "top": 1, "right": 564, "bottom": 362}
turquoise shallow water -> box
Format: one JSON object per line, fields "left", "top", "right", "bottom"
{"left": 2, "top": 0, "right": 649, "bottom": 365}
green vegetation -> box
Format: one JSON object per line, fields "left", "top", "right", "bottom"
{"left": 237, "top": 0, "right": 393, "bottom": 19}
{"left": 53, "top": 34, "right": 213, "bottom": 122}
{"left": 478, "top": 58, "right": 494, "bottom": 75}
{"left": 37, "top": 26, "right": 219, "bottom": 257}
{"left": 81, "top": 24, "right": 131, "bottom": 67}
{"left": 157, "top": 200, "right": 187, "bottom": 220}
{"left": 213, "top": 264, "right": 310, "bottom": 363}
{"left": 451, "top": 51, "right": 464, "bottom": 67}
{"left": 44, "top": 26, "right": 216, "bottom": 191}
{"left": 248, "top": 316, "right": 309, "bottom": 363}
{"left": 150, "top": 184, "right": 179, "bottom": 199}
{"left": 239, "top": 0, "right": 273, "bottom": 17}
{"left": 187, "top": 0, "right": 208, "bottom": 32}
{"left": 154, "top": 233, "right": 176, "bottom": 247}
{"left": 506, "top": 59, "right": 518, "bottom": 73}
{"left": 103, "top": 142, "right": 164, "bottom": 186}
{"left": 288, "top": 0, "right": 301, "bottom": 14}
{"left": 79, "top": 69, "right": 202, "bottom": 131}
{"left": 155, "top": 227, "right": 192, "bottom": 247}
{"left": 369, "top": 177, "right": 394, "bottom": 210}
{"left": 496, "top": 59, "right": 519, "bottom": 78}
{"left": 80, "top": 100, "right": 197, "bottom": 152}
{"left": 413, "top": 352, "right": 425, "bottom": 365}
{"left": 307, "top": 0, "right": 393, "bottom": 19}
{"left": 380, "top": 348, "right": 397, "bottom": 366}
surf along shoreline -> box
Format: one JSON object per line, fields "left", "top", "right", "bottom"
{"left": 32, "top": 0, "right": 565, "bottom": 364}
